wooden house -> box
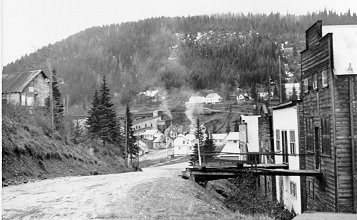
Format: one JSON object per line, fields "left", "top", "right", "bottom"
{"left": 300, "top": 21, "right": 357, "bottom": 213}
{"left": 272, "top": 101, "right": 302, "bottom": 214}
{"left": 2, "top": 70, "right": 50, "bottom": 107}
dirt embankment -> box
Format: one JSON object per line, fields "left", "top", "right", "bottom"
{"left": 2, "top": 104, "right": 129, "bottom": 186}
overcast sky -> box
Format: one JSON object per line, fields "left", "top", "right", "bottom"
{"left": 1, "top": 0, "right": 356, "bottom": 67}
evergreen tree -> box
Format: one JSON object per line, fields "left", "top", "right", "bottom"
{"left": 190, "top": 118, "right": 204, "bottom": 166}
{"left": 203, "top": 129, "right": 216, "bottom": 163}
{"left": 125, "top": 103, "right": 138, "bottom": 165}
{"left": 273, "top": 85, "right": 279, "bottom": 98}
{"left": 250, "top": 83, "right": 258, "bottom": 101}
{"left": 212, "top": 123, "right": 217, "bottom": 133}
{"left": 233, "top": 118, "right": 240, "bottom": 132}
{"left": 98, "top": 76, "right": 118, "bottom": 147}
{"left": 87, "top": 90, "right": 100, "bottom": 138}
{"left": 281, "top": 84, "right": 287, "bottom": 103}
{"left": 226, "top": 120, "right": 231, "bottom": 133}
{"left": 72, "top": 120, "right": 83, "bottom": 144}
{"left": 51, "top": 68, "right": 64, "bottom": 131}
{"left": 291, "top": 85, "right": 298, "bottom": 101}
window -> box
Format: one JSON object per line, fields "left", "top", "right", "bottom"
{"left": 233, "top": 140, "right": 237, "bottom": 143}
{"left": 307, "top": 179, "right": 314, "bottom": 198}
{"left": 321, "top": 117, "right": 331, "bottom": 155}
{"left": 306, "top": 118, "right": 314, "bottom": 151}
{"left": 321, "top": 70, "right": 328, "bottom": 88}
{"left": 303, "top": 78, "right": 309, "bottom": 93}
{"left": 290, "top": 130, "right": 296, "bottom": 155}
{"left": 276, "top": 129, "right": 281, "bottom": 151}
{"left": 290, "top": 181, "right": 297, "bottom": 197}
{"left": 313, "top": 74, "right": 318, "bottom": 90}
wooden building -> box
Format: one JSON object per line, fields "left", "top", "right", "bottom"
{"left": 300, "top": 21, "right": 357, "bottom": 213}
{"left": 2, "top": 70, "right": 50, "bottom": 107}
{"left": 272, "top": 101, "right": 303, "bottom": 214}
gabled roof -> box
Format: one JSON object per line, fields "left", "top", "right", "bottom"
{"left": 220, "top": 142, "right": 240, "bottom": 154}
{"left": 225, "top": 132, "right": 240, "bottom": 141}
{"left": 206, "top": 93, "right": 221, "bottom": 98}
{"left": 153, "top": 134, "right": 165, "bottom": 143}
{"left": 2, "top": 70, "right": 48, "bottom": 93}
{"left": 212, "top": 133, "right": 228, "bottom": 140}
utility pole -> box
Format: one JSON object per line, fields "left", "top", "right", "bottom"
{"left": 278, "top": 55, "right": 282, "bottom": 103}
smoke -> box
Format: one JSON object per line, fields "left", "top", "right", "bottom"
{"left": 185, "top": 101, "right": 204, "bottom": 131}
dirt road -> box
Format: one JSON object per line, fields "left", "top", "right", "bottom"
{"left": 2, "top": 162, "right": 242, "bottom": 220}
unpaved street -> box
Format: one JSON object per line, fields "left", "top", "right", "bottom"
{"left": 2, "top": 162, "right": 241, "bottom": 220}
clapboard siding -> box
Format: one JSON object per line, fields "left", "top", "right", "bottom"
{"left": 300, "top": 21, "right": 357, "bottom": 213}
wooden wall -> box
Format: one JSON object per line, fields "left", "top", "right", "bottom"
{"left": 300, "top": 21, "right": 356, "bottom": 213}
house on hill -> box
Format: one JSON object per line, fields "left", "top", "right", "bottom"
{"left": 205, "top": 93, "right": 223, "bottom": 104}
{"left": 2, "top": 70, "right": 50, "bottom": 107}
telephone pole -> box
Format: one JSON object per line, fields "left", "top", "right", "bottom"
{"left": 278, "top": 55, "right": 282, "bottom": 103}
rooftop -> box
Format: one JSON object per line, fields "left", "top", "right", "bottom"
{"left": 2, "top": 70, "right": 48, "bottom": 93}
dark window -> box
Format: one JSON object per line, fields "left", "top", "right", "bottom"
{"left": 307, "top": 179, "right": 314, "bottom": 198}
{"left": 321, "top": 117, "right": 331, "bottom": 155}
{"left": 306, "top": 118, "right": 314, "bottom": 151}
{"left": 290, "top": 181, "right": 297, "bottom": 197}
{"left": 290, "top": 130, "right": 296, "bottom": 155}
{"left": 276, "top": 129, "right": 281, "bottom": 151}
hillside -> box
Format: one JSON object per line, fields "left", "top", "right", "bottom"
{"left": 3, "top": 11, "right": 357, "bottom": 110}
{"left": 2, "top": 104, "right": 129, "bottom": 186}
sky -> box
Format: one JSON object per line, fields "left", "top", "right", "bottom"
{"left": 1, "top": 0, "right": 357, "bottom": 67}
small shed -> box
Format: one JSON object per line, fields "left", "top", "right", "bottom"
{"left": 2, "top": 70, "right": 50, "bottom": 107}
{"left": 205, "top": 93, "right": 223, "bottom": 104}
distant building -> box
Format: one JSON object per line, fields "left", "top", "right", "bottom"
{"left": 211, "top": 133, "right": 228, "bottom": 151}
{"left": 173, "top": 134, "right": 193, "bottom": 155}
{"left": 140, "top": 129, "right": 162, "bottom": 141}
{"left": 188, "top": 96, "right": 206, "bottom": 104}
{"left": 2, "top": 70, "right": 50, "bottom": 107}
{"left": 153, "top": 134, "right": 166, "bottom": 149}
{"left": 205, "top": 93, "right": 223, "bottom": 104}
{"left": 219, "top": 132, "right": 240, "bottom": 160}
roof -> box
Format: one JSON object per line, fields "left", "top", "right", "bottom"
{"left": 133, "top": 116, "right": 160, "bottom": 124}
{"left": 322, "top": 25, "right": 357, "bottom": 75}
{"left": 153, "top": 134, "right": 165, "bottom": 143}
{"left": 142, "top": 129, "right": 161, "bottom": 135}
{"left": 220, "top": 142, "right": 240, "bottom": 154}
{"left": 188, "top": 96, "right": 205, "bottom": 103}
{"left": 2, "top": 70, "right": 48, "bottom": 93}
{"left": 271, "top": 100, "right": 301, "bottom": 110}
{"left": 185, "top": 133, "right": 196, "bottom": 141}
{"left": 212, "top": 133, "right": 228, "bottom": 140}
{"left": 225, "top": 132, "right": 239, "bottom": 141}
{"left": 206, "top": 93, "right": 221, "bottom": 99}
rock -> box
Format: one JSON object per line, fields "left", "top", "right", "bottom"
{"left": 91, "top": 171, "right": 100, "bottom": 175}
{"left": 2, "top": 182, "right": 9, "bottom": 187}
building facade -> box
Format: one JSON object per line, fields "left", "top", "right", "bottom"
{"left": 300, "top": 21, "right": 357, "bottom": 212}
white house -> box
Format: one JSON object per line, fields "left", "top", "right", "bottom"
{"left": 188, "top": 96, "right": 206, "bottom": 104}
{"left": 153, "top": 134, "right": 165, "bottom": 149}
{"left": 141, "top": 129, "right": 162, "bottom": 141}
{"left": 138, "top": 141, "right": 149, "bottom": 156}
{"left": 219, "top": 132, "right": 240, "bottom": 160}
{"left": 205, "top": 93, "right": 223, "bottom": 104}
{"left": 173, "top": 134, "right": 193, "bottom": 155}
{"left": 212, "top": 133, "right": 228, "bottom": 150}
{"left": 241, "top": 115, "right": 260, "bottom": 152}
{"left": 284, "top": 83, "right": 300, "bottom": 100}
{"left": 272, "top": 101, "right": 301, "bottom": 214}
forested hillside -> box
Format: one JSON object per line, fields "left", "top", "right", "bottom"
{"left": 3, "top": 10, "right": 357, "bottom": 109}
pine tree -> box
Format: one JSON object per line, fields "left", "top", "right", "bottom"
{"left": 72, "top": 120, "right": 83, "bottom": 144}
{"left": 51, "top": 68, "right": 64, "bottom": 131}
{"left": 190, "top": 118, "right": 204, "bottom": 166}
{"left": 125, "top": 103, "right": 138, "bottom": 165}
{"left": 291, "top": 85, "right": 298, "bottom": 101}
{"left": 203, "top": 129, "right": 216, "bottom": 163}
{"left": 98, "top": 76, "right": 118, "bottom": 147}
{"left": 87, "top": 90, "right": 100, "bottom": 138}
{"left": 233, "top": 118, "right": 240, "bottom": 132}
{"left": 250, "top": 83, "right": 258, "bottom": 101}
{"left": 281, "top": 84, "right": 287, "bottom": 103}
{"left": 226, "top": 120, "right": 231, "bottom": 133}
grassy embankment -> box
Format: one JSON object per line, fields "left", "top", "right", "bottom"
{"left": 2, "top": 104, "right": 129, "bottom": 186}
